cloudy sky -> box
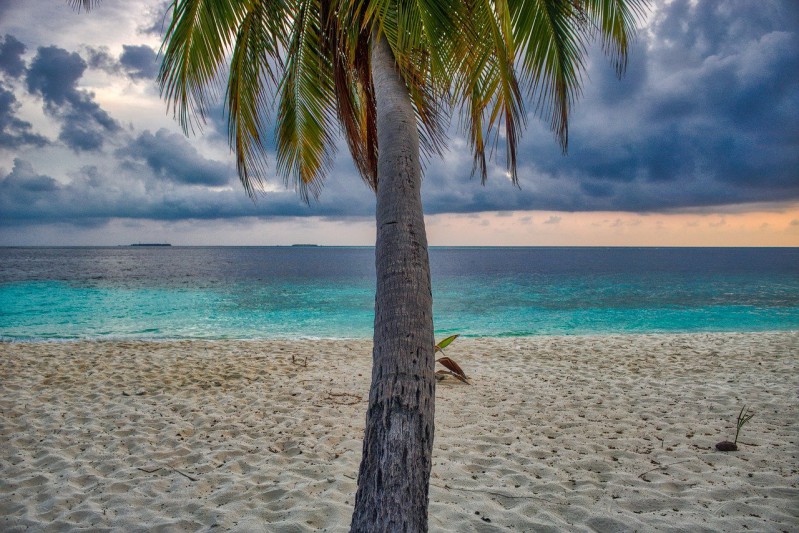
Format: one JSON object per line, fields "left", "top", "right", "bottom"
{"left": 0, "top": 0, "right": 797, "bottom": 246}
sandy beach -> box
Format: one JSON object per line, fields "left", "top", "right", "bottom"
{"left": 1, "top": 332, "right": 797, "bottom": 532}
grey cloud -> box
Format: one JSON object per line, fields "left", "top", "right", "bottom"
{"left": 0, "top": 2, "right": 18, "bottom": 21}
{"left": 120, "top": 45, "right": 158, "bottom": 80}
{"left": 0, "top": 158, "right": 247, "bottom": 225}
{"left": 85, "top": 46, "right": 120, "bottom": 73}
{"left": 476, "top": 0, "right": 799, "bottom": 213}
{"left": 0, "top": 34, "right": 26, "bottom": 78}
{"left": 138, "top": 1, "right": 173, "bottom": 36}
{"left": 86, "top": 44, "right": 158, "bottom": 81}
{"left": 26, "top": 45, "right": 121, "bottom": 152}
{"left": 3, "top": 0, "right": 798, "bottom": 231}
{"left": 0, "top": 103, "right": 376, "bottom": 227}
{"left": 580, "top": 182, "right": 615, "bottom": 198}
{"left": 0, "top": 85, "right": 49, "bottom": 149}
{"left": 0, "top": 154, "right": 375, "bottom": 227}
{"left": 58, "top": 118, "right": 106, "bottom": 152}
{"left": 26, "top": 46, "right": 84, "bottom": 104}
{"left": 0, "top": 159, "right": 60, "bottom": 224}
{"left": 1, "top": 159, "right": 58, "bottom": 192}
{"left": 117, "top": 129, "right": 234, "bottom": 186}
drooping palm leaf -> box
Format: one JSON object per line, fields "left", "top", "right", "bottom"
{"left": 583, "top": 0, "right": 647, "bottom": 76}
{"left": 436, "top": 356, "right": 470, "bottom": 383}
{"left": 226, "top": 0, "right": 287, "bottom": 197}
{"left": 159, "top": 0, "right": 248, "bottom": 135}
{"left": 78, "top": 0, "right": 645, "bottom": 201}
{"left": 510, "top": 0, "right": 587, "bottom": 153}
{"left": 276, "top": 0, "right": 339, "bottom": 201}
{"left": 325, "top": 5, "right": 379, "bottom": 188}
{"left": 66, "top": 0, "right": 100, "bottom": 12}
{"left": 353, "top": 0, "right": 455, "bottom": 166}
{"left": 453, "top": 0, "right": 525, "bottom": 183}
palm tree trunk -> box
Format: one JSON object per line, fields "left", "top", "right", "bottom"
{"left": 350, "top": 35, "right": 436, "bottom": 532}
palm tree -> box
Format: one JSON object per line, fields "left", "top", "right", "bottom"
{"left": 75, "top": 0, "right": 646, "bottom": 530}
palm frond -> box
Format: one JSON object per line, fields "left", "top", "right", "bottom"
{"left": 226, "top": 0, "right": 286, "bottom": 197}
{"left": 436, "top": 356, "right": 470, "bottom": 383}
{"left": 67, "top": 0, "right": 100, "bottom": 11}
{"left": 145, "top": 0, "right": 642, "bottom": 203}
{"left": 326, "top": 4, "right": 378, "bottom": 189}
{"left": 453, "top": 0, "right": 525, "bottom": 183}
{"left": 276, "top": 0, "right": 338, "bottom": 202}
{"left": 159, "top": 0, "right": 248, "bottom": 135}
{"left": 583, "top": 0, "right": 648, "bottom": 76}
{"left": 356, "top": 0, "right": 454, "bottom": 166}
{"left": 510, "top": 0, "right": 588, "bottom": 153}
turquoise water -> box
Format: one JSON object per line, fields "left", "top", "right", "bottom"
{"left": 1, "top": 247, "right": 797, "bottom": 339}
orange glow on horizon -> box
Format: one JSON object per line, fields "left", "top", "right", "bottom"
{"left": 425, "top": 205, "right": 799, "bottom": 247}
{"left": 3, "top": 204, "right": 797, "bottom": 247}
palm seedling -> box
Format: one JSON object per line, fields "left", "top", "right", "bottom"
{"left": 434, "top": 334, "right": 469, "bottom": 384}
{"left": 716, "top": 405, "right": 755, "bottom": 451}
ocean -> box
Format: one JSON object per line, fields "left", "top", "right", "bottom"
{"left": 1, "top": 246, "right": 797, "bottom": 340}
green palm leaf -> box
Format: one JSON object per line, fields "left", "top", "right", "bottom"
{"left": 159, "top": 0, "right": 247, "bottom": 135}
{"left": 80, "top": 0, "right": 646, "bottom": 195}
{"left": 226, "top": 0, "right": 287, "bottom": 197}
{"left": 584, "top": 0, "right": 648, "bottom": 76}
{"left": 276, "top": 0, "right": 338, "bottom": 202}
{"left": 510, "top": 0, "right": 587, "bottom": 152}
{"left": 453, "top": 0, "right": 525, "bottom": 183}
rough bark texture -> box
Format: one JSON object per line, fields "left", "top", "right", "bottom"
{"left": 350, "top": 35, "right": 436, "bottom": 532}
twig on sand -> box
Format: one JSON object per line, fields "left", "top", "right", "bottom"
{"left": 137, "top": 464, "right": 198, "bottom": 482}
{"left": 432, "top": 482, "right": 552, "bottom": 502}
{"left": 325, "top": 392, "right": 361, "bottom": 405}
{"left": 637, "top": 459, "right": 691, "bottom": 481}
{"left": 167, "top": 465, "right": 199, "bottom": 482}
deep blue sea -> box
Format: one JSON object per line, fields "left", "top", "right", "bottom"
{"left": 1, "top": 247, "right": 797, "bottom": 340}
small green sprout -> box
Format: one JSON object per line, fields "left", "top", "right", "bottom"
{"left": 716, "top": 405, "right": 755, "bottom": 452}
{"left": 733, "top": 405, "right": 755, "bottom": 446}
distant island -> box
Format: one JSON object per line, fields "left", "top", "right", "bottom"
{"left": 130, "top": 243, "right": 172, "bottom": 247}
{"left": 291, "top": 244, "right": 319, "bottom": 247}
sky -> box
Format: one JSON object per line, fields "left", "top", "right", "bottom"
{"left": 0, "top": 0, "right": 797, "bottom": 246}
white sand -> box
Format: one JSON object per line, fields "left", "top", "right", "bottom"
{"left": 1, "top": 332, "right": 797, "bottom": 532}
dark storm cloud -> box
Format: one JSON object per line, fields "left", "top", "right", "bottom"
{"left": 0, "top": 35, "right": 26, "bottom": 78}
{"left": 85, "top": 44, "right": 158, "bottom": 81}
{"left": 117, "top": 129, "right": 234, "bottom": 186}
{"left": 120, "top": 45, "right": 158, "bottom": 80}
{"left": 26, "top": 46, "right": 85, "bottom": 104}
{"left": 0, "top": 85, "right": 49, "bottom": 149}
{"left": 0, "top": 158, "right": 244, "bottom": 225}
{"left": 0, "top": 155, "right": 374, "bottom": 227}
{"left": 26, "top": 45, "right": 120, "bottom": 152}
{"left": 2, "top": 0, "right": 797, "bottom": 232}
{"left": 527, "top": 0, "right": 799, "bottom": 211}
{"left": 0, "top": 159, "right": 58, "bottom": 194}
{"left": 417, "top": 0, "right": 799, "bottom": 215}
{"left": 85, "top": 46, "right": 120, "bottom": 74}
